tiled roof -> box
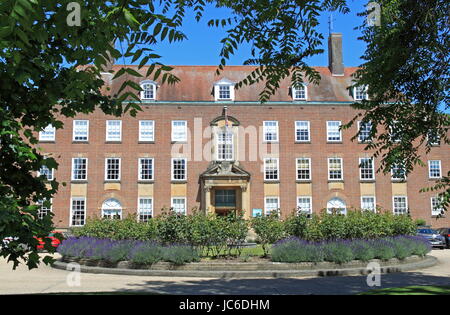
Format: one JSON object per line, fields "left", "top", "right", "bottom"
{"left": 97, "top": 65, "right": 359, "bottom": 102}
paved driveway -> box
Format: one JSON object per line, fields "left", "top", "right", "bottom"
{"left": 1, "top": 250, "right": 449, "bottom": 295}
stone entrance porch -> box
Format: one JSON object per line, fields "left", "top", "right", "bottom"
{"left": 200, "top": 161, "right": 251, "bottom": 218}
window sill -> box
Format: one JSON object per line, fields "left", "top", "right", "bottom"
{"left": 137, "top": 180, "right": 154, "bottom": 184}
{"left": 328, "top": 180, "right": 344, "bottom": 183}
{"left": 264, "top": 180, "right": 280, "bottom": 184}
{"left": 104, "top": 180, "right": 121, "bottom": 183}
{"left": 72, "top": 141, "right": 89, "bottom": 144}
{"left": 105, "top": 141, "right": 122, "bottom": 144}
{"left": 171, "top": 141, "right": 188, "bottom": 144}
{"left": 138, "top": 141, "right": 155, "bottom": 144}
{"left": 360, "top": 179, "right": 375, "bottom": 183}
{"left": 71, "top": 180, "right": 88, "bottom": 184}
{"left": 296, "top": 180, "right": 312, "bottom": 183}
{"left": 263, "top": 141, "right": 280, "bottom": 144}
{"left": 326, "top": 141, "right": 343, "bottom": 144}
{"left": 38, "top": 140, "right": 56, "bottom": 144}
{"left": 295, "top": 141, "right": 311, "bottom": 144}
{"left": 171, "top": 180, "right": 187, "bottom": 184}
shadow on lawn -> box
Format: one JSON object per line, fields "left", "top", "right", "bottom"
{"left": 115, "top": 272, "right": 450, "bottom": 295}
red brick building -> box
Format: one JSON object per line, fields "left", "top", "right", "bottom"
{"left": 37, "top": 34, "right": 449, "bottom": 229}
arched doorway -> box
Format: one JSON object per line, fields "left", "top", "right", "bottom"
{"left": 327, "top": 198, "right": 347, "bottom": 215}
{"left": 101, "top": 198, "right": 122, "bottom": 219}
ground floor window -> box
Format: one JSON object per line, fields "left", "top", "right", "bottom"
{"left": 215, "top": 189, "right": 236, "bottom": 208}
{"left": 297, "top": 197, "right": 312, "bottom": 215}
{"left": 393, "top": 196, "right": 408, "bottom": 215}
{"left": 265, "top": 197, "right": 279, "bottom": 216}
{"left": 37, "top": 199, "right": 52, "bottom": 220}
{"left": 171, "top": 197, "right": 186, "bottom": 215}
{"left": 361, "top": 196, "right": 376, "bottom": 212}
{"left": 138, "top": 198, "right": 153, "bottom": 222}
{"left": 327, "top": 197, "right": 347, "bottom": 215}
{"left": 71, "top": 197, "right": 86, "bottom": 226}
{"left": 431, "top": 196, "right": 443, "bottom": 216}
{"left": 102, "top": 198, "right": 122, "bottom": 219}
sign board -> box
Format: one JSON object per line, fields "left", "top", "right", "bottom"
{"left": 252, "top": 208, "right": 263, "bottom": 217}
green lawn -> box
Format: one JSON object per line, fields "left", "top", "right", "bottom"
{"left": 360, "top": 286, "right": 450, "bottom": 295}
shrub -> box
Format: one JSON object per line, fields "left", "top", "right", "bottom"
{"left": 284, "top": 213, "right": 309, "bottom": 239}
{"left": 251, "top": 212, "right": 286, "bottom": 256}
{"left": 162, "top": 245, "right": 200, "bottom": 265}
{"left": 349, "top": 240, "right": 375, "bottom": 262}
{"left": 155, "top": 210, "right": 191, "bottom": 245}
{"left": 370, "top": 239, "right": 396, "bottom": 260}
{"left": 271, "top": 237, "right": 324, "bottom": 263}
{"left": 323, "top": 240, "right": 355, "bottom": 264}
{"left": 128, "top": 242, "right": 163, "bottom": 265}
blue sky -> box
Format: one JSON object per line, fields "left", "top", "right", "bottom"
{"left": 148, "top": 0, "right": 367, "bottom": 67}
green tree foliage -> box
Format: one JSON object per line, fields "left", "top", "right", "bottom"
{"left": 343, "top": 0, "right": 449, "bottom": 210}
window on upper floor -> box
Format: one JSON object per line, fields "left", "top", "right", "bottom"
{"left": 292, "top": 84, "right": 307, "bottom": 100}
{"left": 73, "top": 120, "right": 89, "bottom": 142}
{"left": 71, "top": 158, "right": 88, "bottom": 181}
{"left": 38, "top": 163, "right": 54, "bottom": 181}
{"left": 327, "top": 121, "right": 342, "bottom": 142}
{"left": 357, "top": 121, "right": 372, "bottom": 143}
{"left": 428, "top": 160, "right": 442, "bottom": 179}
{"left": 217, "top": 130, "right": 234, "bottom": 161}
{"left": 140, "top": 81, "right": 157, "bottom": 100}
{"left": 138, "top": 158, "right": 154, "bottom": 181}
{"left": 391, "top": 163, "right": 407, "bottom": 181}
{"left": 264, "top": 158, "right": 279, "bottom": 181}
{"left": 214, "top": 78, "right": 235, "bottom": 101}
{"left": 172, "top": 158, "right": 187, "bottom": 181}
{"left": 39, "top": 124, "right": 56, "bottom": 142}
{"left": 139, "top": 120, "right": 155, "bottom": 142}
{"left": 263, "top": 121, "right": 279, "bottom": 142}
{"left": 106, "top": 120, "right": 122, "bottom": 142}
{"left": 328, "top": 157, "right": 343, "bottom": 181}
{"left": 296, "top": 158, "right": 311, "bottom": 181}
{"left": 171, "top": 120, "right": 187, "bottom": 142}
{"left": 359, "top": 157, "right": 375, "bottom": 181}
{"left": 295, "top": 121, "right": 310, "bottom": 142}
{"left": 353, "top": 85, "right": 369, "bottom": 101}
{"left": 105, "top": 158, "right": 121, "bottom": 181}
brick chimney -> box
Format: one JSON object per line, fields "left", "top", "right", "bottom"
{"left": 328, "top": 33, "right": 344, "bottom": 76}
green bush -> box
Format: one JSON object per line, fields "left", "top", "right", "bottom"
{"left": 251, "top": 212, "right": 286, "bottom": 256}
{"left": 162, "top": 245, "right": 200, "bottom": 265}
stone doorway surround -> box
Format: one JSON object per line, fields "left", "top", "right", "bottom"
{"left": 200, "top": 161, "right": 251, "bottom": 219}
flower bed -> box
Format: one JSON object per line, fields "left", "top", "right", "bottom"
{"left": 58, "top": 235, "right": 431, "bottom": 266}
{"left": 271, "top": 236, "right": 432, "bottom": 264}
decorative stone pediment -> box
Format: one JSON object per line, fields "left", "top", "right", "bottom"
{"left": 200, "top": 161, "right": 250, "bottom": 180}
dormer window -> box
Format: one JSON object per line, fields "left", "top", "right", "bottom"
{"left": 292, "top": 84, "right": 307, "bottom": 100}
{"left": 354, "top": 85, "right": 369, "bottom": 101}
{"left": 140, "top": 81, "right": 157, "bottom": 100}
{"left": 214, "top": 78, "right": 235, "bottom": 101}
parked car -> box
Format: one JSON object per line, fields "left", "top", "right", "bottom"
{"left": 34, "top": 231, "right": 63, "bottom": 251}
{"left": 417, "top": 228, "right": 446, "bottom": 249}
{"left": 436, "top": 228, "right": 450, "bottom": 249}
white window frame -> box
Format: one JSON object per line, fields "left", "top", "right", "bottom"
{"left": 138, "top": 158, "right": 154, "bottom": 181}
{"left": 428, "top": 160, "right": 442, "bottom": 179}
{"left": 393, "top": 196, "right": 408, "bottom": 215}
{"left": 264, "top": 158, "right": 279, "bottom": 181}
{"left": 361, "top": 196, "right": 376, "bottom": 212}
{"left": 73, "top": 120, "right": 89, "bottom": 142}
{"left": 105, "top": 158, "right": 121, "bottom": 181}
{"left": 431, "top": 196, "right": 443, "bottom": 216}
{"left": 171, "top": 197, "right": 187, "bottom": 215}
{"left": 138, "top": 197, "right": 153, "bottom": 222}
{"left": 391, "top": 163, "right": 406, "bottom": 181}
{"left": 328, "top": 157, "right": 343, "bottom": 181}
{"left": 171, "top": 120, "right": 187, "bottom": 142}
{"left": 263, "top": 121, "right": 279, "bottom": 142}
{"left": 297, "top": 196, "right": 312, "bottom": 215}
{"left": 140, "top": 81, "right": 157, "bottom": 100}
{"left": 71, "top": 158, "right": 88, "bottom": 181}
{"left": 171, "top": 158, "right": 187, "bottom": 181}
{"left": 37, "top": 199, "right": 52, "bottom": 220}
{"left": 106, "top": 120, "right": 122, "bottom": 142}
{"left": 214, "top": 84, "right": 235, "bottom": 101}
{"left": 357, "top": 121, "right": 372, "bottom": 143}
{"left": 264, "top": 197, "right": 279, "bottom": 216}
{"left": 359, "top": 157, "right": 375, "bottom": 181}
{"left": 38, "top": 165, "right": 54, "bottom": 181}
{"left": 295, "top": 121, "right": 310, "bottom": 142}
{"left": 70, "top": 197, "right": 86, "bottom": 227}
{"left": 326, "top": 121, "right": 342, "bottom": 142}
{"left": 354, "top": 85, "right": 369, "bottom": 101}
{"left": 296, "top": 158, "right": 311, "bottom": 181}
{"left": 216, "top": 130, "right": 234, "bottom": 161}
{"left": 139, "top": 120, "right": 155, "bottom": 142}
{"left": 292, "top": 84, "right": 307, "bottom": 100}
{"left": 39, "top": 124, "right": 56, "bottom": 142}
